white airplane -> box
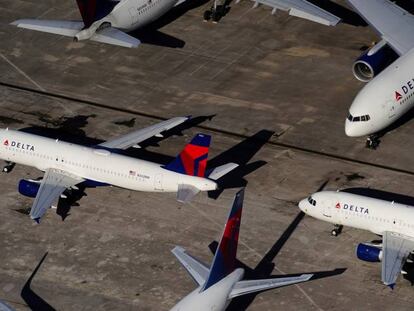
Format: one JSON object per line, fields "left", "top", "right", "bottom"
{"left": 0, "top": 116, "right": 238, "bottom": 223}
{"left": 343, "top": 0, "right": 414, "bottom": 148}
{"left": 171, "top": 189, "right": 314, "bottom": 311}
{"left": 204, "top": 0, "right": 340, "bottom": 25}
{"left": 11, "top": 0, "right": 190, "bottom": 48}
{"left": 299, "top": 190, "right": 414, "bottom": 288}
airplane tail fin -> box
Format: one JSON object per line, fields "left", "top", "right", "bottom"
{"left": 202, "top": 189, "right": 244, "bottom": 291}
{"left": 75, "top": 0, "right": 119, "bottom": 28}
{"left": 164, "top": 134, "right": 211, "bottom": 177}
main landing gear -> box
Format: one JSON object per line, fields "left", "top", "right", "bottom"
{"left": 366, "top": 134, "right": 380, "bottom": 150}
{"left": 204, "top": 0, "right": 230, "bottom": 23}
{"left": 2, "top": 161, "right": 15, "bottom": 173}
{"left": 331, "top": 224, "right": 343, "bottom": 237}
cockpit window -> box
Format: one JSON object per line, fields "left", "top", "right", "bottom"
{"left": 347, "top": 114, "right": 370, "bottom": 122}
{"left": 307, "top": 196, "right": 317, "bottom": 206}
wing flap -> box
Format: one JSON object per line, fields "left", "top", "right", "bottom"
{"left": 11, "top": 20, "right": 84, "bottom": 37}
{"left": 251, "top": 0, "right": 340, "bottom": 26}
{"left": 347, "top": 0, "right": 414, "bottom": 55}
{"left": 382, "top": 231, "right": 414, "bottom": 287}
{"left": 91, "top": 27, "right": 141, "bottom": 48}
{"left": 99, "top": 116, "right": 189, "bottom": 150}
{"left": 229, "top": 274, "right": 313, "bottom": 298}
{"left": 30, "top": 169, "right": 83, "bottom": 223}
{"left": 171, "top": 246, "right": 209, "bottom": 286}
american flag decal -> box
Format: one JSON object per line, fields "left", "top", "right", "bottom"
{"left": 129, "top": 170, "right": 136, "bottom": 176}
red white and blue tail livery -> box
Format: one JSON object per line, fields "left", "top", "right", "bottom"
{"left": 171, "top": 189, "right": 314, "bottom": 311}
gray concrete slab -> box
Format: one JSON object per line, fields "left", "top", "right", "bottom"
{"left": 0, "top": 0, "right": 413, "bottom": 310}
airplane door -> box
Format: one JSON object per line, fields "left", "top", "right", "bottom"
{"left": 322, "top": 201, "right": 332, "bottom": 219}
{"left": 387, "top": 100, "right": 396, "bottom": 119}
{"left": 154, "top": 174, "right": 163, "bottom": 190}
{"left": 128, "top": 7, "right": 139, "bottom": 25}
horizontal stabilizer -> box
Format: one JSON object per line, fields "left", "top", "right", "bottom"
{"left": 171, "top": 246, "right": 210, "bottom": 286}
{"left": 208, "top": 163, "right": 239, "bottom": 180}
{"left": 177, "top": 184, "right": 200, "bottom": 203}
{"left": 91, "top": 27, "right": 141, "bottom": 48}
{"left": 0, "top": 300, "right": 15, "bottom": 311}
{"left": 229, "top": 274, "right": 313, "bottom": 298}
{"left": 11, "top": 19, "right": 83, "bottom": 36}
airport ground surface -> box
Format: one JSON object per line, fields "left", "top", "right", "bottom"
{"left": 1, "top": 0, "right": 414, "bottom": 310}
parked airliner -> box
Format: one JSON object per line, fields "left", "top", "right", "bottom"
{"left": 11, "top": 0, "right": 189, "bottom": 48}
{"left": 0, "top": 117, "right": 237, "bottom": 223}
{"left": 171, "top": 189, "right": 315, "bottom": 310}
{"left": 343, "top": 0, "right": 414, "bottom": 148}
{"left": 299, "top": 190, "right": 414, "bottom": 288}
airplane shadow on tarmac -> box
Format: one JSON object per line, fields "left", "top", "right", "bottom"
{"left": 129, "top": 0, "right": 210, "bottom": 48}
{"left": 207, "top": 211, "right": 346, "bottom": 311}
{"left": 21, "top": 252, "right": 56, "bottom": 311}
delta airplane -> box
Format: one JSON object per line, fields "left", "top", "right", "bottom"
{"left": 343, "top": 0, "right": 414, "bottom": 148}
{"left": 299, "top": 190, "right": 414, "bottom": 288}
{"left": 11, "top": 0, "right": 190, "bottom": 48}
{"left": 171, "top": 189, "right": 314, "bottom": 310}
{"left": 0, "top": 116, "right": 238, "bottom": 223}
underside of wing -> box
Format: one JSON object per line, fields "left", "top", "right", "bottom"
{"left": 382, "top": 231, "right": 414, "bottom": 287}
{"left": 177, "top": 184, "right": 200, "bottom": 203}
{"left": 347, "top": 0, "right": 414, "bottom": 55}
{"left": 30, "top": 169, "right": 83, "bottom": 223}
{"left": 11, "top": 20, "right": 84, "bottom": 37}
{"left": 172, "top": 246, "right": 210, "bottom": 286}
{"left": 251, "top": 0, "right": 340, "bottom": 26}
{"left": 229, "top": 274, "right": 313, "bottom": 298}
{"left": 99, "top": 116, "right": 190, "bottom": 150}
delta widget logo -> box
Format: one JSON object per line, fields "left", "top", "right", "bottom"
{"left": 3, "top": 139, "right": 8, "bottom": 146}
{"left": 395, "top": 91, "right": 402, "bottom": 101}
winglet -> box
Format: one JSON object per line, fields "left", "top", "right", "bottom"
{"left": 388, "top": 283, "right": 395, "bottom": 290}
{"left": 33, "top": 217, "right": 41, "bottom": 224}
{"left": 202, "top": 189, "right": 244, "bottom": 291}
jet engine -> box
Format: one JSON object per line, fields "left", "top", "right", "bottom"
{"left": 18, "top": 179, "right": 41, "bottom": 198}
{"left": 356, "top": 243, "right": 382, "bottom": 262}
{"left": 353, "top": 41, "right": 398, "bottom": 82}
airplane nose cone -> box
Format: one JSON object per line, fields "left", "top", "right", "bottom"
{"left": 345, "top": 119, "right": 358, "bottom": 137}
{"left": 298, "top": 198, "right": 307, "bottom": 212}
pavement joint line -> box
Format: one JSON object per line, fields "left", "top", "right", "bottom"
{"left": 1, "top": 81, "right": 414, "bottom": 178}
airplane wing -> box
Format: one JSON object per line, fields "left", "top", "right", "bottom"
{"left": 0, "top": 300, "right": 15, "bottom": 311}
{"left": 99, "top": 116, "right": 190, "bottom": 150}
{"left": 347, "top": 0, "right": 414, "bottom": 55}
{"left": 245, "top": 0, "right": 340, "bottom": 26}
{"left": 171, "top": 246, "right": 210, "bottom": 286}
{"left": 229, "top": 274, "right": 313, "bottom": 298}
{"left": 91, "top": 27, "right": 141, "bottom": 48}
{"left": 11, "top": 20, "right": 84, "bottom": 37}
{"left": 30, "top": 169, "right": 83, "bottom": 223}
{"left": 381, "top": 231, "right": 414, "bottom": 288}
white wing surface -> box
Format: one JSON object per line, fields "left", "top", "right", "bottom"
{"left": 172, "top": 246, "right": 210, "bottom": 286}
{"left": 99, "top": 116, "right": 189, "bottom": 150}
{"left": 229, "top": 274, "right": 313, "bottom": 298}
{"left": 11, "top": 20, "right": 84, "bottom": 36}
{"left": 382, "top": 231, "right": 414, "bottom": 287}
{"left": 347, "top": 0, "right": 414, "bottom": 55}
{"left": 245, "top": 0, "right": 340, "bottom": 26}
{"left": 30, "top": 169, "right": 83, "bottom": 223}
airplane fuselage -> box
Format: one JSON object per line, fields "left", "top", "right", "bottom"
{"left": 171, "top": 269, "right": 244, "bottom": 311}
{"left": 299, "top": 191, "right": 414, "bottom": 236}
{"left": 102, "top": 0, "right": 179, "bottom": 31}
{"left": 0, "top": 129, "right": 217, "bottom": 193}
{"left": 345, "top": 47, "right": 414, "bottom": 137}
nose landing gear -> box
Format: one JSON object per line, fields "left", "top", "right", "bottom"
{"left": 331, "top": 224, "right": 343, "bottom": 237}
{"left": 204, "top": 0, "right": 231, "bottom": 23}
{"left": 3, "top": 161, "right": 15, "bottom": 173}
{"left": 366, "top": 134, "right": 380, "bottom": 149}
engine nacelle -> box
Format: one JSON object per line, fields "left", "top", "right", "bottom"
{"left": 18, "top": 179, "right": 40, "bottom": 198}
{"left": 353, "top": 41, "right": 398, "bottom": 82}
{"left": 356, "top": 243, "right": 382, "bottom": 262}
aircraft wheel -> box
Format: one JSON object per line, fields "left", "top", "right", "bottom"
{"left": 204, "top": 10, "right": 212, "bottom": 21}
